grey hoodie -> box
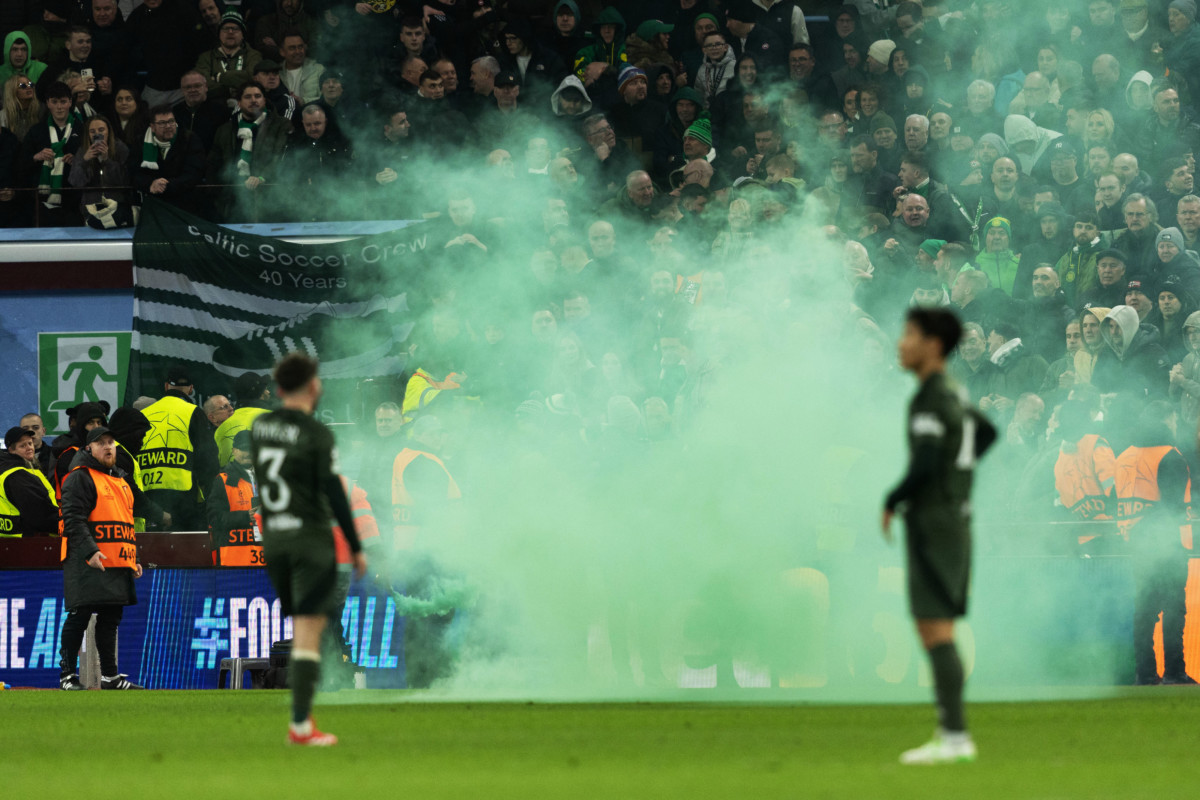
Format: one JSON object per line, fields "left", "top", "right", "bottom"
{"left": 1003, "top": 114, "right": 1060, "bottom": 174}
{"left": 1172, "top": 309, "right": 1200, "bottom": 422}
{"left": 1101, "top": 305, "right": 1141, "bottom": 359}
{"left": 550, "top": 74, "right": 593, "bottom": 117}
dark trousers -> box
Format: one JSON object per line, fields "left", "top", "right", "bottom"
{"left": 144, "top": 488, "right": 205, "bottom": 530}
{"left": 59, "top": 605, "right": 125, "bottom": 677}
{"left": 1132, "top": 554, "right": 1190, "bottom": 683}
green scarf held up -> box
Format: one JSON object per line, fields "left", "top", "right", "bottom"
{"left": 236, "top": 112, "right": 265, "bottom": 177}
{"left": 37, "top": 118, "right": 73, "bottom": 208}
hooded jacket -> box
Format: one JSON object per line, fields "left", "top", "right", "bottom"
{"left": 543, "top": 1, "right": 589, "bottom": 71}
{"left": 1124, "top": 71, "right": 1153, "bottom": 117}
{"left": 651, "top": 86, "right": 704, "bottom": 182}
{"left": 1073, "top": 306, "right": 1111, "bottom": 385}
{"left": 550, "top": 73, "right": 593, "bottom": 117}
{"left": 0, "top": 31, "right": 47, "bottom": 84}
{"left": 1014, "top": 204, "right": 1073, "bottom": 300}
{"left": 1093, "top": 304, "right": 1171, "bottom": 397}
{"left": 106, "top": 406, "right": 152, "bottom": 477}
{"left": 52, "top": 401, "right": 109, "bottom": 494}
{"left": 1003, "top": 114, "right": 1060, "bottom": 176}
{"left": 573, "top": 7, "right": 628, "bottom": 77}
{"left": 1170, "top": 310, "right": 1200, "bottom": 424}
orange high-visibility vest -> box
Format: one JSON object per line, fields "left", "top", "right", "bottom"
{"left": 1115, "top": 445, "right": 1194, "bottom": 549}
{"left": 1055, "top": 434, "right": 1116, "bottom": 528}
{"left": 61, "top": 467, "right": 137, "bottom": 568}
{"left": 53, "top": 445, "right": 80, "bottom": 500}
{"left": 214, "top": 473, "right": 263, "bottom": 566}
{"left": 391, "top": 448, "right": 461, "bottom": 551}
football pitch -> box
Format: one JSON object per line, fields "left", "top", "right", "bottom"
{"left": 6, "top": 690, "right": 1197, "bottom": 799}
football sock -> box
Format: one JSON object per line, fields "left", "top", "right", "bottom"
{"left": 928, "top": 642, "right": 966, "bottom": 733}
{"left": 291, "top": 650, "right": 322, "bottom": 726}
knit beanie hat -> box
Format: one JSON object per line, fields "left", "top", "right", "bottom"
{"left": 618, "top": 65, "right": 646, "bottom": 91}
{"left": 1159, "top": 275, "right": 1187, "bottom": 302}
{"left": 977, "top": 132, "right": 1010, "bottom": 156}
{"left": 868, "top": 39, "right": 897, "bottom": 65}
{"left": 1157, "top": 226, "right": 1186, "bottom": 252}
{"left": 684, "top": 118, "right": 712, "bottom": 147}
{"left": 1170, "top": 0, "right": 1197, "bottom": 22}
{"left": 220, "top": 9, "right": 246, "bottom": 32}
{"left": 985, "top": 216, "right": 1012, "bottom": 240}
{"left": 694, "top": 13, "right": 720, "bottom": 30}
{"left": 870, "top": 112, "right": 897, "bottom": 133}
{"left": 919, "top": 238, "right": 947, "bottom": 260}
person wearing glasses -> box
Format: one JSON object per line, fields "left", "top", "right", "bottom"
{"left": 132, "top": 104, "right": 206, "bottom": 213}
{"left": 1, "top": 75, "right": 41, "bottom": 143}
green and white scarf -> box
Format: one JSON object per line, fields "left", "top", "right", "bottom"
{"left": 236, "top": 112, "right": 265, "bottom": 177}
{"left": 141, "top": 126, "right": 174, "bottom": 171}
{"left": 37, "top": 119, "right": 73, "bottom": 207}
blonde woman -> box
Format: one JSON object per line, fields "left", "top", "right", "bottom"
{"left": 0, "top": 74, "right": 41, "bottom": 141}
{"left": 1083, "top": 109, "right": 1118, "bottom": 153}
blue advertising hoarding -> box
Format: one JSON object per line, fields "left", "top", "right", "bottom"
{"left": 0, "top": 570, "right": 406, "bottom": 689}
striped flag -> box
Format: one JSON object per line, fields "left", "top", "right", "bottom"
{"left": 128, "top": 200, "right": 428, "bottom": 411}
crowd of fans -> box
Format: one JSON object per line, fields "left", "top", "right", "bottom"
{"left": 4, "top": 0, "right": 1200, "bottom": 531}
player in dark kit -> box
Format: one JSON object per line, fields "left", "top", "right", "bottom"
{"left": 883, "top": 308, "right": 996, "bottom": 765}
{"left": 251, "top": 353, "right": 367, "bottom": 746}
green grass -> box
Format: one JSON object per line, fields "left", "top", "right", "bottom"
{"left": 6, "top": 690, "right": 1199, "bottom": 799}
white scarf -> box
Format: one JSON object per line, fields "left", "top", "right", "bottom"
{"left": 236, "top": 112, "right": 265, "bottom": 177}
{"left": 40, "top": 122, "right": 72, "bottom": 207}
{"left": 140, "top": 126, "right": 173, "bottom": 171}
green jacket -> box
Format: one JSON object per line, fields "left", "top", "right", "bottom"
{"left": 975, "top": 250, "right": 1021, "bottom": 296}
{"left": 1054, "top": 236, "right": 1109, "bottom": 306}
{"left": 574, "top": 7, "right": 627, "bottom": 77}
{"left": 0, "top": 32, "right": 48, "bottom": 85}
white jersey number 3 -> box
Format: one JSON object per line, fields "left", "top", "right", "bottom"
{"left": 257, "top": 447, "right": 292, "bottom": 512}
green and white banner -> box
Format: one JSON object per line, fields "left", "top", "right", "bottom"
{"left": 38, "top": 332, "right": 132, "bottom": 435}
{"left": 128, "top": 200, "right": 429, "bottom": 421}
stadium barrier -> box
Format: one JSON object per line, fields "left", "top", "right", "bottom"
{"left": 1, "top": 525, "right": 1196, "bottom": 690}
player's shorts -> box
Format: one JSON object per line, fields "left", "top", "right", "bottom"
{"left": 904, "top": 510, "right": 971, "bottom": 619}
{"left": 264, "top": 536, "right": 338, "bottom": 617}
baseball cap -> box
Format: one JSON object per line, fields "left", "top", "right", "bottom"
{"left": 85, "top": 426, "right": 114, "bottom": 445}
{"left": 167, "top": 364, "right": 192, "bottom": 386}
{"left": 1048, "top": 139, "right": 1077, "bottom": 160}
{"left": 4, "top": 426, "right": 34, "bottom": 449}
{"left": 636, "top": 20, "right": 674, "bottom": 40}
{"left": 254, "top": 60, "right": 282, "bottom": 74}
{"left": 495, "top": 71, "right": 518, "bottom": 88}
